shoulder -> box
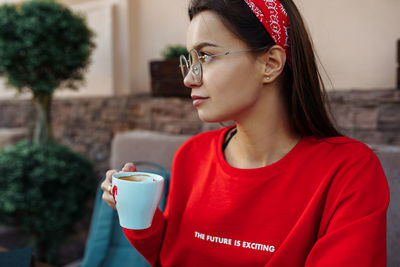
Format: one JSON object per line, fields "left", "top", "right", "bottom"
{"left": 174, "top": 127, "right": 228, "bottom": 160}
{"left": 316, "top": 137, "right": 390, "bottom": 216}
{"left": 170, "top": 127, "right": 228, "bottom": 180}
{"left": 305, "top": 135, "right": 379, "bottom": 164}
{"left": 305, "top": 136, "right": 387, "bottom": 190}
{"left": 300, "top": 135, "right": 385, "bottom": 183}
{"left": 318, "top": 135, "right": 369, "bottom": 149}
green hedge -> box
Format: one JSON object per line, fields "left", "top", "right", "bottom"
{"left": 0, "top": 140, "right": 96, "bottom": 264}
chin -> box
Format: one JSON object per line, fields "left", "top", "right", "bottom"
{"left": 197, "top": 110, "right": 231, "bottom": 123}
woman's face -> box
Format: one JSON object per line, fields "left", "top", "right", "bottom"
{"left": 185, "top": 11, "right": 266, "bottom": 123}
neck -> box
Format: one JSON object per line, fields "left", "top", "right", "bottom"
{"left": 224, "top": 87, "right": 300, "bottom": 169}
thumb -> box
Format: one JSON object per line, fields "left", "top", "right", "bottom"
{"left": 122, "top": 162, "right": 137, "bottom": 172}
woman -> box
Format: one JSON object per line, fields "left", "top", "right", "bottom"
{"left": 102, "top": 0, "right": 389, "bottom": 266}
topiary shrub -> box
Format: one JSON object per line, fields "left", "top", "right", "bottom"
{"left": 0, "top": 140, "right": 96, "bottom": 264}
{"left": 161, "top": 44, "right": 188, "bottom": 59}
{"left": 0, "top": 0, "right": 95, "bottom": 144}
{"left": 0, "top": 0, "right": 97, "bottom": 264}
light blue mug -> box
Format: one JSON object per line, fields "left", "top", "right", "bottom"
{"left": 112, "top": 172, "right": 164, "bottom": 230}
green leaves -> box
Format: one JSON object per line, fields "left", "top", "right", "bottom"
{"left": 0, "top": 140, "right": 96, "bottom": 263}
{"left": 162, "top": 44, "right": 188, "bottom": 59}
{"left": 0, "top": 0, "right": 95, "bottom": 95}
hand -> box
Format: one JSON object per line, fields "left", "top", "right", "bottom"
{"left": 101, "top": 162, "right": 137, "bottom": 210}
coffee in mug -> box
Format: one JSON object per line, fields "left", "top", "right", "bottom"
{"left": 119, "top": 174, "right": 152, "bottom": 182}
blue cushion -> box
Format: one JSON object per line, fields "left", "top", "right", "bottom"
{"left": 0, "top": 247, "right": 33, "bottom": 267}
{"left": 80, "top": 186, "right": 115, "bottom": 267}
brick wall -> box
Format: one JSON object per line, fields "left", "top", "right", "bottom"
{"left": 0, "top": 95, "right": 217, "bottom": 178}
{"left": 329, "top": 89, "right": 400, "bottom": 144}
{"left": 0, "top": 89, "right": 399, "bottom": 178}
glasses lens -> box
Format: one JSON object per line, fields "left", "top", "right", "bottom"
{"left": 179, "top": 55, "right": 189, "bottom": 79}
{"left": 189, "top": 50, "right": 202, "bottom": 83}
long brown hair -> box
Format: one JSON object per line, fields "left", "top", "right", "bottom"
{"left": 188, "top": 0, "right": 341, "bottom": 138}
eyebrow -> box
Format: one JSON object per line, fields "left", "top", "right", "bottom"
{"left": 191, "top": 42, "right": 220, "bottom": 51}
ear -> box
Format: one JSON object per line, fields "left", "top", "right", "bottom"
{"left": 261, "top": 45, "right": 286, "bottom": 84}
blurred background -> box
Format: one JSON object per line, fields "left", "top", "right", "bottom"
{"left": 1, "top": 0, "right": 399, "bottom": 98}
{"left": 0, "top": 0, "right": 399, "bottom": 266}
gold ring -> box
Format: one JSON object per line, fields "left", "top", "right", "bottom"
{"left": 108, "top": 184, "right": 112, "bottom": 194}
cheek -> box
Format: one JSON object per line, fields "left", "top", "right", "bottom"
{"left": 200, "top": 62, "right": 262, "bottom": 121}
{"left": 206, "top": 59, "right": 260, "bottom": 94}
{"left": 211, "top": 60, "right": 261, "bottom": 101}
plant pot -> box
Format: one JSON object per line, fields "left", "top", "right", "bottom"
{"left": 150, "top": 58, "right": 191, "bottom": 98}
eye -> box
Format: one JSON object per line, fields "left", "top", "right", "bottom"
{"left": 199, "top": 51, "right": 213, "bottom": 63}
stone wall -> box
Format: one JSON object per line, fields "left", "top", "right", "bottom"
{"left": 0, "top": 95, "right": 217, "bottom": 178}
{"left": 329, "top": 89, "right": 400, "bottom": 145}
{"left": 0, "top": 89, "right": 399, "bottom": 179}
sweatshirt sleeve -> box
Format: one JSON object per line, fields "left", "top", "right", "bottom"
{"left": 122, "top": 208, "right": 166, "bottom": 267}
{"left": 305, "top": 150, "right": 390, "bottom": 267}
{"left": 120, "top": 138, "right": 192, "bottom": 266}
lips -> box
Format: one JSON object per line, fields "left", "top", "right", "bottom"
{"left": 191, "top": 95, "right": 210, "bottom": 107}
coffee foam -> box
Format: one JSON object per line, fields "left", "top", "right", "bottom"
{"left": 119, "top": 174, "right": 151, "bottom": 182}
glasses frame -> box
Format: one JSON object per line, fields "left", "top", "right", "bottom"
{"left": 179, "top": 46, "right": 270, "bottom": 84}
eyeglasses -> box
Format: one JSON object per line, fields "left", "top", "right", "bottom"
{"left": 179, "top": 46, "right": 269, "bottom": 84}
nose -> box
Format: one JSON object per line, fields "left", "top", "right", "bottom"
{"left": 183, "top": 70, "right": 201, "bottom": 88}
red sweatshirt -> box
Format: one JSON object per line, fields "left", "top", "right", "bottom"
{"left": 123, "top": 126, "right": 389, "bottom": 267}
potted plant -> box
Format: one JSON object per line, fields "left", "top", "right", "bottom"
{"left": 150, "top": 44, "right": 191, "bottom": 97}
{"left": 0, "top": 0, "right": 96, "bottom": 264}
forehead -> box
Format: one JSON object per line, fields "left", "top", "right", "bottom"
{"left": 186, "top": 10, "right": 244, "bottom": 50}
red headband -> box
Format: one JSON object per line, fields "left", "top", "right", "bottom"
{"left": 244, "top": 0, "right": 290, "bottom": 62}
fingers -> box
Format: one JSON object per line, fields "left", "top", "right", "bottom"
{"left": 101, "top": 163, "right": 137, "bottom": 210}
{"left": 122, "top": 162, "right": 137, "bottom": 172}
{"left": 101, "top": 169, "right": 118, "bottom": 210}
{"left": 102, "top": 190, "right": 116, "bottom": 210}
{"left": 105, "top": 169, "right": 118, "bottom": 183}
